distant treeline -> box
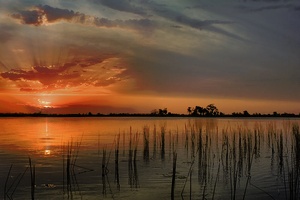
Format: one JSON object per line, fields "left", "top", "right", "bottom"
{"left": 0, "top": 104, "right": 299, "bottom": 118}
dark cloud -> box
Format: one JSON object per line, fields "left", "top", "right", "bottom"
{"left": 242, "top": 0, "right": 291, "bottom": 2}
{"left": 11, "top": 10, "right": 42, "bottom": 26}
{"left": 99, "top": 0, "right": 147, "bottom": 16}
{"left": 237, "top": 4, "right": 295, "bottom": 12}
{"left": 10, "top": 5, "right": 85, "bottom": 26}
{"left": 38, "top": 5, "right": 78, "bottom": 22}
{"left": 175, "top": 15, "right": 232, "bottom": 29}
{"left": 10, "top": 4, "right": 154, "bottom": 32}
{"left": 139, "top": 1, "right": 243, "bottom": 40}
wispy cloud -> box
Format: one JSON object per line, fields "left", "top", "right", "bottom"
{"left": 10, "top": 4, "right": 154, "bottom": 32}
{"left": 99, "top": 0, "right": 147, "bottom": 16}
{"left": 136, "top": 1, "right": 244, "bottom": 40}
{"left": 237, "top": 4, "right": 296, "bottom": 12}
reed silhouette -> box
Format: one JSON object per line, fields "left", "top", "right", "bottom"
{"left": 2, "top": 120, "right": 300, "bottom": 199}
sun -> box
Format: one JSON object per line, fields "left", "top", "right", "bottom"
{"left": 38, "top": 99, "right": 52, "bottom": 108}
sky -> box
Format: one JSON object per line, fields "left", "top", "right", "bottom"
{"left": 0, "top": 0, "right": 299, "bottom": 114}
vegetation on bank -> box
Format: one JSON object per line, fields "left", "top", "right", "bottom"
{"left": 0, "top": 104, "right": 299, "bottom": 117}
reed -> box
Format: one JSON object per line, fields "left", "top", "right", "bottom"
{"left": 277, "top": 131, "right": 284, "bottom": 174}
{"left": 169, "top": 130, "right": 172, "bottom": 159}
{"left": 161, "top": 126, "right": 165, "bottom": 160}
{"left": 128, "top": 128, "right": 133, "bottom": 186}
{"left": 62, "top": 137, "right": 92, "bottom": 198}
{"left": 133, "top": 132, "right": 139, "bottom": 188}
{"left": 143, "top": 126, "right": 150, "bottom": 162}
{"left": 11, "top": 167, "right": 28, "bottom": 199}
{"left": 212, "top": 157, "right": 221, "bottom": 200}
{"left": 182, "top": 130, "right": 201, "bottom": 199}
{"left": 102, "top": 148, "right": 107, "bottom": 195}
{"left": 171, "top": 150, "right": 177, "bottom": 200}
{"left": 243, "top": 146, "right": 254, "bottom": 200}
{"left": 128, "top": 130, "right": 140, "bottom": 188}
{"left": 66, "top": 141, "right": 72, "bottom": 197}
{"left": 288, "top": 123, "right": 300, "bottom": 199}
{"left": 153, "top": 125, "right": 157, "bottom": 159}
{"left": 198, "top": 128, "right": 203, "bottom": 183}
{"left": 123, "top": 131, "right": 126, "bottom": 156}
{"left": 115, "top": 133, "right": 120, "bottom": 190}
{"left": 4, "top": 164, "right": 12, "bottom": 200}
{"left": 229, "top": 132, "right": 238, "bottom": 200}
{"left": 185, "top": 124, "right": 189, "bottom": 150}
{"left": 28, "top": 157, "right": 35, "bottom": 200}
{"left": 238, "top": 132, "right": 243, "bottom": 178}
{"left": 4, "top": 164, "right": 28, "bottom": 200}
{"left": 191, "top": 126, "right": 195, "bottom": 159}
{"left": 222, "top": 130, "right": 229, "bottom": 183}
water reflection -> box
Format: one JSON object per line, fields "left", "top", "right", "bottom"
{"left": 44, "top": 149, "right": 51, "bottom": 155}
{"left": 41, "top": 119, "right": 52, "bottom": 157}
{"left": 1, "top": 117, "right": 300, "bottom": 199}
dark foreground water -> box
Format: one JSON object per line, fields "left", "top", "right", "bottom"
{"left": 0, "top": 117, "right": 300, "bottom": 199}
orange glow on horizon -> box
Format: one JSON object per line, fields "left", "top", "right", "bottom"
{"left": 0, "top": 90, "right": 299, "bottom": 114}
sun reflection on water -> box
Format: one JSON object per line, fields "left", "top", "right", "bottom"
{"left": 44, "top": 149, "right": 51, "bottom": 155}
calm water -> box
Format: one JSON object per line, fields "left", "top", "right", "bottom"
{"left": 0, "top": 117, "right": 300, "bottom": 199}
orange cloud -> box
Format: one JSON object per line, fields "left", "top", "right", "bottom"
{"left": 0, "top": 57, "right": 129, "bottom": 93}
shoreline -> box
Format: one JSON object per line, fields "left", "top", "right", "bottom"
{"left": 0, "top": 113, "right": 299, "bottom": 118}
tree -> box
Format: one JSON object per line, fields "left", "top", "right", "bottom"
{"left": 187, "top": 107, "right": 192, "bottom": 115}
{"left": 191, "top": 106, "right": 198, "bottom": 115}
{"left": 151, "top": 109, "right": 158, "bottom": 115}
{"left": 193, "top": 106, "right": 206, "bottom": 116}
{"left": 206, "top": 104, "right": 219, "bottom": 116}
{"left": 159, "top": 108, "right": 168, "bottom": 116}
{"left": 243, "top": 110, "right": 250, "bottom": 116}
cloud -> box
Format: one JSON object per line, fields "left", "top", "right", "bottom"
{"left": 11, "top": 9, "right": 43, "bottom": 26}
{"left": 237, "top": 4, "right": 295, "bottom": 12}
{"left": 2, "top": 0, "right": 300, "bottom": 107}
{"left": 10, "top": 4, "right": 154, "bottom": 32}
{"left": 99, "top": 0, "right": 147, "bottom": 16}
{"left": 0, "top": 56, "right": 129, "bottom": 92}
{"left": 137, "top": 1, "right": 244, "bottom": 40}
{"left": 242, "top": 0, "right": 291, "bottom": 2}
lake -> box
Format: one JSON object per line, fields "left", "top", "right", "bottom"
{"left": 0, "top": 117, "right": 300, "bottom": 199}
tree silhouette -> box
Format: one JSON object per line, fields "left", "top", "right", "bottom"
{"left": 192, "top": 106, "right": 204, "bottom": 116}
{"left": 158, "top": 108, "right": 168, "bottom": 115}
{"left": 243, "top": 110, "right": 250, "bottom": 116}
{"left": 206, "top": 104, "right": 219, "bottom": 116}
{"left": 187, "top": 107, "right": 192, "bottom": 115}
{"left": 190, "top": 106, "right": 208, "bottom": 116}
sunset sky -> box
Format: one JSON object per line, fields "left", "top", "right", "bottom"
{"left": 0, "top": 0, "right": 299, "bottom": 114}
